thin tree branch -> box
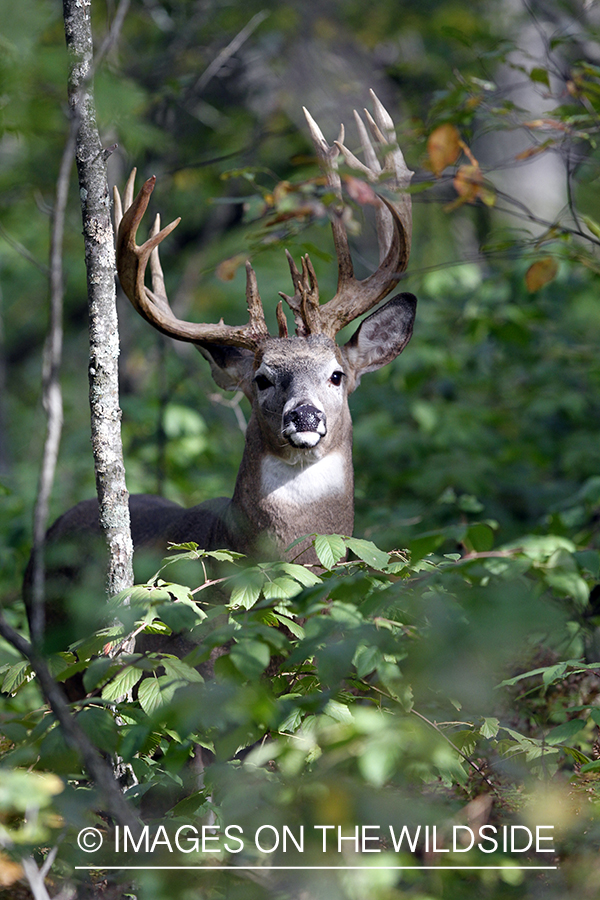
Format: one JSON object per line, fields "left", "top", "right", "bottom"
{"left": 410, "top": 707, "right": 500, "bottom": 796}
{"left": 95, "top": 0, "right": 131, "bottom": 69}
{"left": 28, "top": 118, "right": 78, "bottom": 647}
{"left": 192, "top": 9, "right": 269, "bottom": 94}
{"left": 0, "top": 613, "right": 142, "bottom": 834}
{"left": 0, "top": 222, "right": 49, "bottom": 275}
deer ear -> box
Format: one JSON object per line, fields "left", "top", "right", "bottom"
{"left": 341, "top": 293, "right": 417, "bottom": 391}
{"left": 195, "top": 343, "right": 255, "bottom": 397}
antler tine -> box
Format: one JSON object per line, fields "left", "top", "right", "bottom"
{"left": 275, "top": 300, "right": 288, "bottom": 338}
{"left": 115, "top": 172, "right": 270, "bottom": 351}
{"left": 147, "top": 213, "right": 172, "bottom": 315}
{"left": 113, "top": 167, "right": 136, "bottom": 235}
{"left": 279, "top": 250, "right": 322, "bottom": 336}
{"left": 307, "top": 91, "right": 413, "bottom": 336}
{"left": 303, "top": 107, "right": 354, "bottom": 292}
{"left": 245, "top": 261, "right": 269, "bottom": 336}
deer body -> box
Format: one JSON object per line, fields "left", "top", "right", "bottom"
{"left": 29, "top": 93, "right": 416, "bottom": 641}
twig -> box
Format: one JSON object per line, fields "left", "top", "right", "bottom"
{"left": 20, "top": 845, "right": 76, "bottom": 900}
{"left": 566, "top": 146, "right": 583, "bottom": 233}
{"left": 208, "top": 390, "right": 247, "bottom": 434}
{"left": 193, "top": 10, "right": 269, "bottom": 94}
{"left": 28, "top": 118, "right": 78, "bottom": 647}
{"left": 0, "top": 612, "right": 142, "bottom": 833}
{"left": 0, "top": 222, "right": 49, "bottom": 275}
{"left": 410, "top": 707, "right": 500, "bottom": 796}
{"left": 94, "top": 0, "right": 131, "bottom": 69}
{"left": 20, "top": 856, "right": 54, "bottom": 900}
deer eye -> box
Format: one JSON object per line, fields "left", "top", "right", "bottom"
{"left": 329, "top": 371, "right": 345, "bottom": 386}
{"left": 254, "top": 373, "right": 274, "bottom": 391}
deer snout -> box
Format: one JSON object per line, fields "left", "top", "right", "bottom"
{"left": 282, "top": 404, "right": 327, "bottom": 448}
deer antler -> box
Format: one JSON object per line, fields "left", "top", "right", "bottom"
{"left": 114, "top": 170, "right": 270, "bottom": 351}
{"left": 298, "top": 89, "right": 413, "bottom": 337}
{"left": 115, "top": 93, "right": 412, "bottom": 349}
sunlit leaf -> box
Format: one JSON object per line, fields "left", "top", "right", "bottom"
{"left": 345, "top": 537, "right": 390, "bottom": 570}
{"left": 525, "top": 257, "right": 558, "bottom": 292}
{"left": 229, "top": 578, "right": 262, "bottom": 609}
{"left": 427, "top": 123, "right": 461, "bottom": 176}
{"left": 101, "top": 665, "right": 145, "bottom": 702}
{"left": 314, "top": 534, "right": 346, "bottom": 569}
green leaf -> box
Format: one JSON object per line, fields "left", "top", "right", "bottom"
{"left": 83, "top": 656, "right": 116, "bottom": 693}
{"left": 345, "top": 537, "right": 390, "bottom": 570}
{"left": 229, "top": 578, "right": 262, "bottom": 609}
{"left": 464, "top": 522, "right": 494, "bottom": 553}
{"left": 157, "top": 600, "right": 205, "bottom": 632}
{"left": 545, "top": 718, "right": 587, "bottom": 745}
{"left": 263, "top": 576, "right": 303, "bottom": 600}
{"left": 408, "top": 531, "right": 446, "bottom": 561}
{"left": 278, "top": 562, "right": 322, "bottom": 586}
{"left": 354, "top": 644, "right": 383, "bottom": 679}
{"left": 574, "top": 550, "right": 600, "bottom": 578}
{"left": 273, "top": 614, "right": 305, "bottom": 639}
{"left": 137, "top": 678, "right": 163, "bottom": 715}
{"left": 161, "top": 656, "right": 203, "bottom": 684}
{"left": 229, "top": 639, "right": 271, "bottom": 680}
{"left": 1, "top": 660, "right": 31, "bottom": 694}
{"left": 77, "top": 707, "right": 119, "bottom": 754}
{"left": 101, "top": 665, "right": 144, "bottom": 702}
{"left": 542, "top": 662, "right": 568, "bottom": 686}
{"left": 205, "top": 549, "right": 245, "bottom": 561}
{"left": 0, "top": 770, "right": 64, "bottom": 813}
{"left": 543, "top": 570, "right": 590, "bottom": 608}
{"left": 480, "top": 717, "right": 500, "bottom": 739}
{"left": 323, "top": 699, "right": 353, "bottom": 723}
{"left": 358, "top": 741, "right": 400, "bottom": 788}
{"left": 529, "top": 67, "right": 550, "bottom": 87}
{"left": 582, "top": 215, "right": 600, "bottom": 241}
{"left": 314, "top": 534, "right": 346, "bottom": 569}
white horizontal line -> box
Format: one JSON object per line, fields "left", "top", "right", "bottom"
{"left": 75, "top": 865, "right": 558, "bottom": 871}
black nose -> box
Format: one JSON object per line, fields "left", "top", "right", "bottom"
{"left": 284, "top": 404, "right": 324, "bottom": 432}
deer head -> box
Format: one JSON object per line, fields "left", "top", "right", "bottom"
{"left": 113, "top": 91, "right": 416, "bottom": 562}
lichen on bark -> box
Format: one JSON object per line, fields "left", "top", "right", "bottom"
{"left": 63, "top": 0, "right": 133, "bottom": 596}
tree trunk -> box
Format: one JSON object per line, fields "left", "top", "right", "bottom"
{"left": 63, "top": 0, "right": 134, "bottom": 596}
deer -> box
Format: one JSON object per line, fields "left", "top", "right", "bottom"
{"left": 32, "top": 92, "right": 416, "bottom": 645}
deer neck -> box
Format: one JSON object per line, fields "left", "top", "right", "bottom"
{"left": 231, "top": 414, "right": 354, "bottom": 561}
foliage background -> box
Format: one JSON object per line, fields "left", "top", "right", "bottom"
{"left": 2, "top": 0, "right": 600, "bottom": 898}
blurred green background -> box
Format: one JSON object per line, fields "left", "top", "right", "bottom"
{"left": 2, "top": 0, "right": 600, "bottom": 897}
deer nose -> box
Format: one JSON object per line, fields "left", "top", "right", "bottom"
{"left": 285, "top": 404, "right": 324, "bottom": 431}
{"left": 282, "top": 404, "right": 327, "bottom": 447}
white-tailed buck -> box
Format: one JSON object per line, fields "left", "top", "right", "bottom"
{"left": 42, "top": 91, "right": 416, "bottom": 582}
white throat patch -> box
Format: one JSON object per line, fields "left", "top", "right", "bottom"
{"left": 261, "top": 451, "right": 346, "bottom": 505}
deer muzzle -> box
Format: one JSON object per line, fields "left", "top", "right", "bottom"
{"left": 282, "top": 404, "right": 327, "bottom": 448}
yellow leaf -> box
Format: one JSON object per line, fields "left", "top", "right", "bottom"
{"left": 215, "top": 254, "right": 246, "bottom": 282}
{"left": 525, "top": 258, "right": 558, "bottom": 292}
{"left": 453, "top": 164, "right": 482, "bottom": 201}
{"left": 343, "top": 175, "right": 378, "bottom": 206}
{"left": 427, "top": 123, "right": 461, "bottom": 176}
{"left": 516, "top": 143, "right": 553, "bottom": 161}
{"left": 0, "top": 853, "right": 23, "bottom": 887}
{"left": 446, "top": 164, "right": 495, "bottom": 210}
